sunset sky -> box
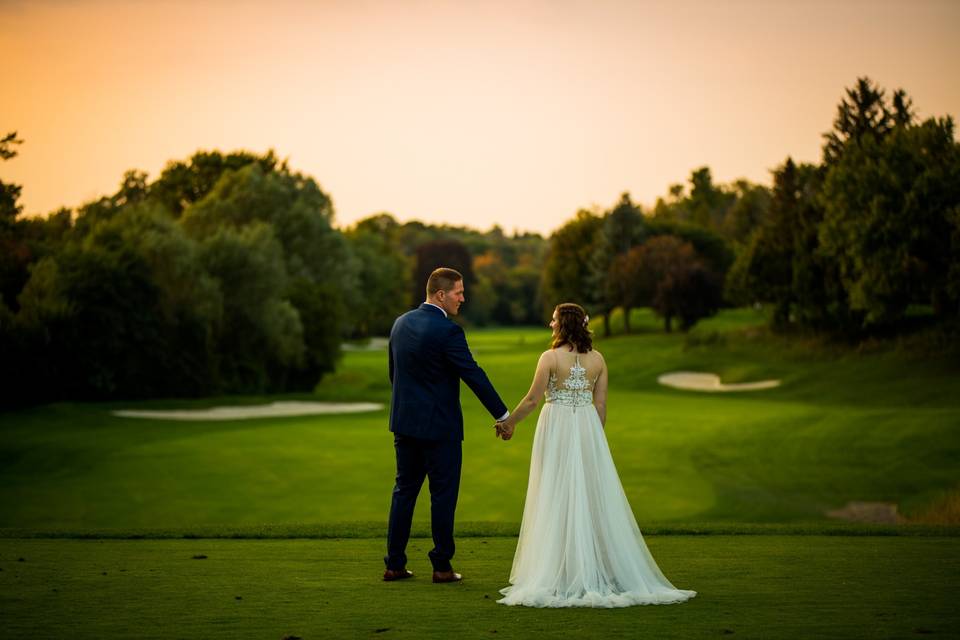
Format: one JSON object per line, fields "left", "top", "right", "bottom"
{"left": 3, "top": 0, "right": 959, "bottom": 235}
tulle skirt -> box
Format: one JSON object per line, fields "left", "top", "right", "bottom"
{"left": 497, "top": 402, "right": 697, "bottom": 608}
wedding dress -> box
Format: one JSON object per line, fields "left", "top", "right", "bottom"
{"left": 498, "top": 351, "right": 696, "bottom": 608}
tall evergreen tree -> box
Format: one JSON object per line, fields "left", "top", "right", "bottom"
{"left": 822, "top": 76, "right": 911, "bottom": 165}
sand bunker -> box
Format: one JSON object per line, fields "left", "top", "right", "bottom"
{"left": 112, "top": 400, "right": 383, "bottom": 421}
{"left": 657, "top": 371, "right": 781, "bottom": 392}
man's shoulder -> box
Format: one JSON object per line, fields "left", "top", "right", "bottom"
{"left": 395, "top": 307, "right": 430, "bottom": 324}
{"left": 391, "top": 309, "right": 411, "bottom": 331}
{"left": 418, "top": 309, "right": 461, "bottom": 340}
{"left": 393, "top": 306, "right": 455, "bottom": 332}
{"left": 395, "top": 308, "right": 418, "bottom": 322}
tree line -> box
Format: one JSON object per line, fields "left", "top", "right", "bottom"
{"left": 2, "top": 77, "right": 958, "bottom": 404}
{"left": 0, "top": 146, "right": 548, "bottom": 404}
{"left": 543, "top": 77, "right": 960, "bottom": 337}
{"left": 726, "top": 78, "right": 960, "bottom": 333}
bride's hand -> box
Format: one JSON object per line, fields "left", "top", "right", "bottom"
{"left": 499, "top": 418, "right": 516, "bottom": 441}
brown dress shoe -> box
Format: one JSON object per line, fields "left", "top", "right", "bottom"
{"left": 432, "top": 570, "right": 463, "bottom": 583}
{"left": 383, "top": 569, "right": 414, "bottom": 582}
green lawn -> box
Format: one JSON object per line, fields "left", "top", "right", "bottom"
{"left": 1, "top": 308, "right": 957, "bottom": 529}
{"left": 1, "top": 309, "right": 958, "bottom": 638}
{"left": 2, "top": 535, "right": 957, "bottom": 639}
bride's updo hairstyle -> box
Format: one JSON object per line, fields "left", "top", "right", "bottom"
{"left": 551, "top": 303, "right": 593, "bottom": 353}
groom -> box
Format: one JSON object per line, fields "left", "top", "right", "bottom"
{"left": 383, "top": 267, "right": 509, "bottom": 583}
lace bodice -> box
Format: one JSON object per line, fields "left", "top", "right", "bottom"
{"left": 545, "top": 355, "right": 595, "bottom": 408}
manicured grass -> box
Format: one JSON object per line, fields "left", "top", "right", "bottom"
{"left": 2, "top": 535, "right": 957, "bottom": 639}
{"left": 1, "top": 310, "right": 957, "bottom": 638}
{"left": 1, "top": 309, "right": 958, "bottom": 530}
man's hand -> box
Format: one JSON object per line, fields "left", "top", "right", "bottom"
{"left": 495, "top": 417, "right": 516, "bottom": 441}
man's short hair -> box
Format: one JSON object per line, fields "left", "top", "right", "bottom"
{"left": 426, "top": 268, "right": 463, "bottom": 296}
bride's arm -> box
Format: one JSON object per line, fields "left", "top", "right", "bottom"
{"left": 593, "top": 353, "right": 608, "bottom": 427}
{"left": 501, "top": 351, "right": 552, "bottom": 434}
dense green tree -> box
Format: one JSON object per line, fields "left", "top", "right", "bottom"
{"left": 366, "top": 216, "right": 545, "bottom": 325}
{"left": 180, "top": 160, "right": 352, "bottom": 378}
{"left": 15, "top": 231, "right": 170, "bottom": 399}
{"left": 651, "top": 183, "right": 690, "bottom": 222}
{"left": 589, "top": 193, "right": 645, "bottom": 335}
{"left": 822, "top": 77, "right": 913, "bottom": 166}
{"left": 949, "top": 207, "right": 960, "bottom": 311}
{"left": 724, "top": 158, "right": 845, "bottom": 329}
{"left": 180, "top": 162, "right": 342, "bottom": 279}
{"left": 722, "top": 180, "right": 772, "bottom": 247}
{"left": 788, "top": 163, "right": 848, "bottom": 330}
{"left": 471, "top": 251, "right": 507, "bottom": 325}
{"left": 644, "top": 219, "right": 733, "bottom": 277}
{"left": 603, "top": 192, "right": 645, "bottom": 254}
{"left": 113, "top": 170, "right": 149, "bottom": 207}
{"left": 112, "top": 204, "right": 222, "bottom": 388}
{"left": 540, "top": 209, "right": 604, "bottom": 319}
{"left": 506, "top": 261, "right": 544, "bottom": 325}
{"left": 0, "top": 230, "right": 30, "bottom": 310}
{"left": 3, "top": 146, "right": 361, "bottom": 404}
{"left": 627, "top": 235, "right": 721, "bottom": 332}
{"left": 1, "top": 132, "right": 24, "bottom": 221}
{"left": 607, "top": 246, "right": 646, "bottom": 332}
{"left": 657, "top": 259, "right": 723, "bottom": 332}
{"left": 284, "top": 278, "right": 345, "bottom": 388}
{"left": 9, "top": 204, "right": 232, "bottom": 400}
{"left": 197, "top": 222, "right": 304, "bottom": 392}
{"left": 820, "top": 116, "right": 960, "bottom": 326}
{"left": 726, "top": 78, "right": 958, "bottom": 335}
{"left": 411, "top": 238, "right": 475, "bottom": 308}
{"left": 151, "top": 150, "right": 279, "bottom": 216}
{"left": 472, "top": 250, "right": 543, "bottom": 326}
{"left": 345, "top": 223, "right": 411, "bottom": 337}
{"left": 725, "top": 158, "right": 803, "bottom": 326}
{"left": 688, "top": 167, "right": 736, "bottom": 230}
{"left": 650, "top": 167, "right": 745, "bottom": 238}
{"left": 649, "top": 167, "right": 770, "bottom": 248}
{"left": 354, "top": 212, "right": 403, "bottom": 239}
{"left": 0, "top": 131, "right": 28, "bottom": 310}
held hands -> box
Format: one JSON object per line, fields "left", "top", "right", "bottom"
{"left": 494, "top": 416, "right": 516, "bottom": 441}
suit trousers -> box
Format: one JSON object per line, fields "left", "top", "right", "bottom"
{"left": 385, "top": 433, "right": 462, "bottom": 572}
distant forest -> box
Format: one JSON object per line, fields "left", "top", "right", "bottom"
{"left": 2, "top": 77, "right": 958, "bottom": 404}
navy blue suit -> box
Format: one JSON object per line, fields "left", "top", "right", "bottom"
{"left": 385, "top": 303, "right": 507, "bottom": 572}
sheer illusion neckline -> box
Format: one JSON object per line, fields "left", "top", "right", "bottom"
{"left": 546, "top": 352, "right": 595, "bottom": 408}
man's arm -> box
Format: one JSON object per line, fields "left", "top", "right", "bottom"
{"left": 388, "top": 338, "right": 395, "bottom": 384}
{"left": 443, "top": 324, "right": 508, "bottom": 419}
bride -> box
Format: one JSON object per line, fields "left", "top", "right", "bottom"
{"left": 494, "top": 303, "right": 696, "bottom": 608}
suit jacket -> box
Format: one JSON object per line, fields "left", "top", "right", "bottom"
{"left": 388, "top": 303, "right": 507, "bottom": 441}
